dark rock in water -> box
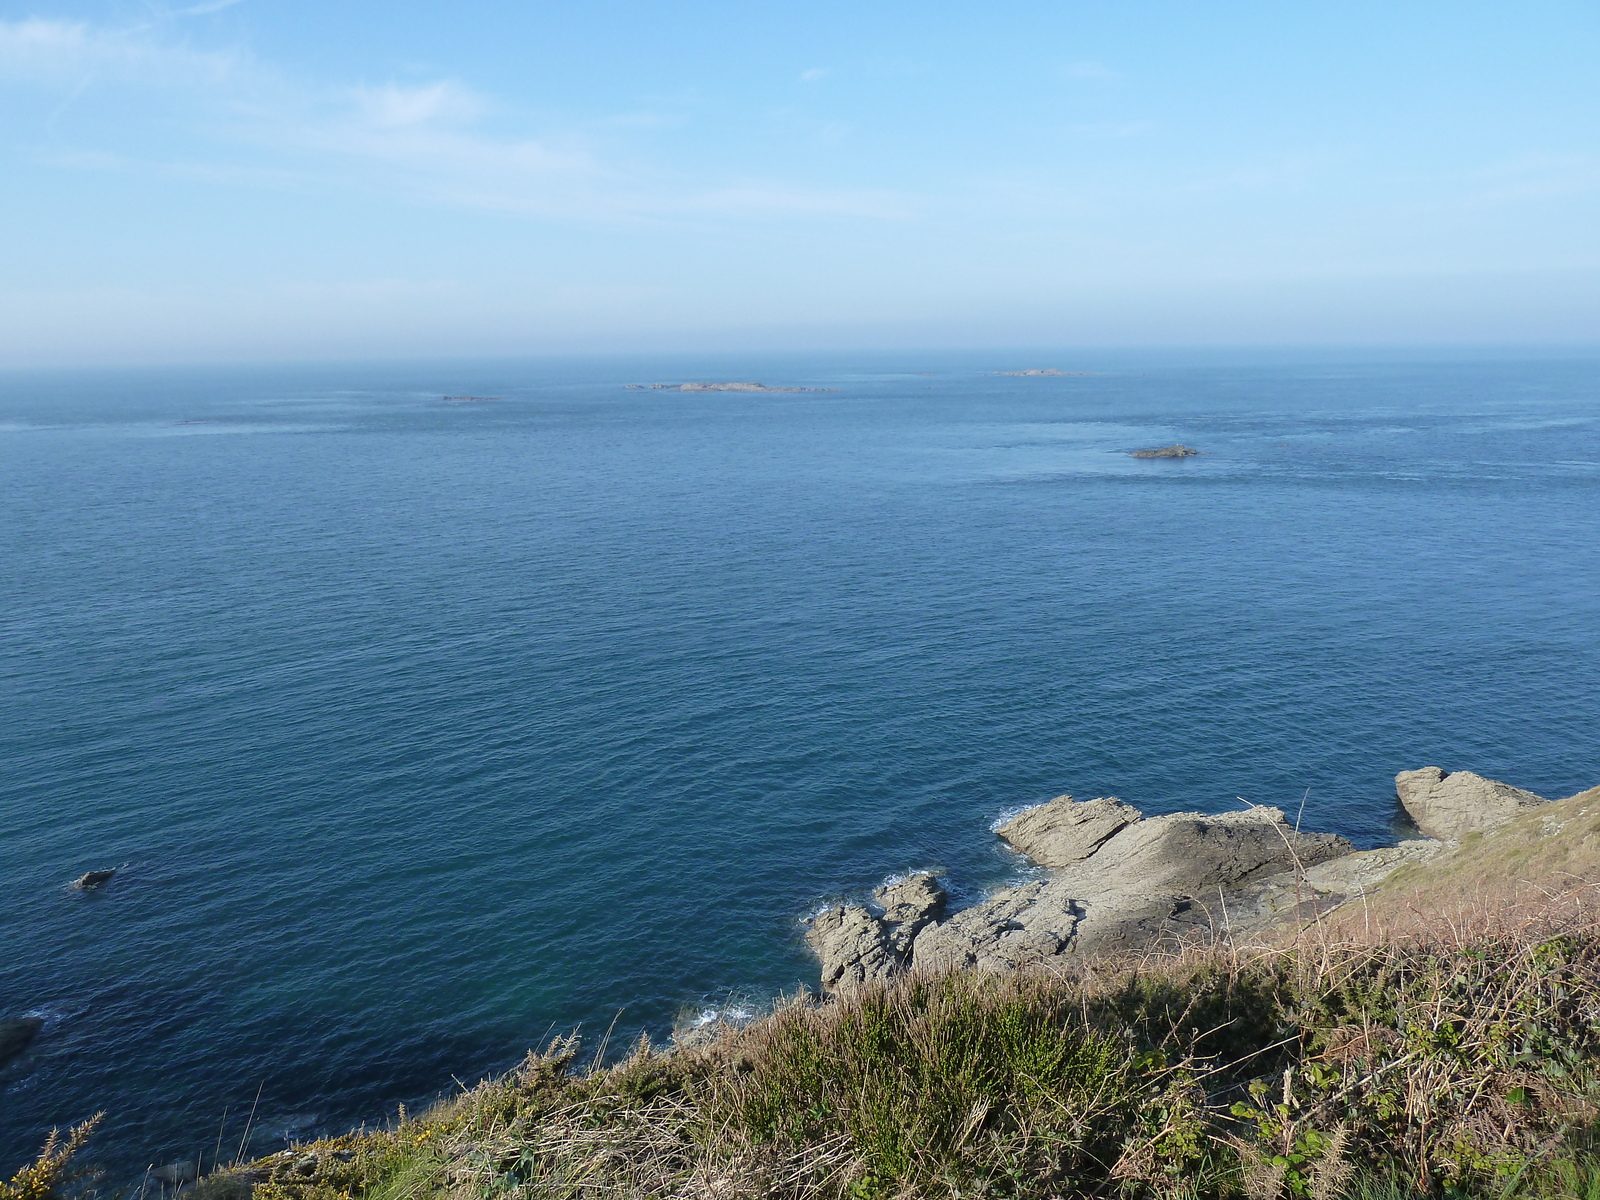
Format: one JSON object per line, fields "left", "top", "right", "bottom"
{"left": 72, "top": 868, "right": 118, "bottom": 890}
{"left": 0, "top": 1017, "right": 43, "bottom": 1067}
{"left": 1395, "top": 767, "right": 1548, "bottom": 841}
{"left": 1130, "top": 445, "right": 1199, "bottom": 458}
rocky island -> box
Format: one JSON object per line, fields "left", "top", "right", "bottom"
{"left": 624, "top": 381, "right": 839, "bottom": 392}
{"left": 1130, "top": 444, "right": 1200, "bottom": 458}
{"left": 993, "top": 368, "right": 1093, "bottom": 377}
{"left": 806, "top": 767, "right": 1594, "bottom": 993}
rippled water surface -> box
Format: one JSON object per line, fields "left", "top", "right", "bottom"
{"left": 3, "top": 351, "right": 1598, "bottom": 1172}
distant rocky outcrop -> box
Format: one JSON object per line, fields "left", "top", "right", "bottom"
{"left": 1395, "top": 767, "right": 1548, "bottom": 841}
{"left": 1130, "top": 445, "right": 1200, "bottom": 459}
{"left": 804, "top": 769, "right": 1573, "bottom": 993}
{"left": 994, "top": 369, "right": 1092, "bottom": 377}
{"left": 624, "top": 382, "right": 839, "bottom": 393}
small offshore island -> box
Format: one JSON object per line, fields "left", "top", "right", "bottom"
{"left": 625, "top": 381, "right": 840, "bottom": 393}
{"left": 1131, "top": 444, "right": 1201, "bottom": 458}
{"left": 39, "top": 764, "right": 1600, "bottom": 1200}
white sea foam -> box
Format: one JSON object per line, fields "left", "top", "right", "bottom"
{"left": 989, "top": 803, "right": 1044, "bottom": 832}
{"left": 21, "top": 1006, "right": 77, "bottom": 1030}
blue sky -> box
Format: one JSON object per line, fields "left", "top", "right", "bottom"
{"left": 2, "top": 1, "right": 1598, "bottom": 365}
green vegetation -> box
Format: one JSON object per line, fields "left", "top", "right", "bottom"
{"left": 15, "top": 794, "right": 1600, "bottom": 1199}
{"left": 2, "top": 1115, "right": 103, "bottom": 1200}
{"left": 22, "top": 897, "right": 1600, "bottom": 1200}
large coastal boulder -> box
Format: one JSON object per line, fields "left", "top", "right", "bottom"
{"left": 876, "top": 873, "right": 947, "bottom": 953}
{"left": 1395, "top": 767, "right": 1547, "bottom": 841}
{"left": 807, "top": 906, "right": 899, "bottom": 993}
{"left": 915, "top": 807, "right": 1352, "bottom": 971}
{"left": 806, "top": 873, "right": 946, "bottom": 993}
{"left": 996, "top": 795, "right": 1140, "bottom": 867}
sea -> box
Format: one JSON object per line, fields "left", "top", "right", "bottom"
{"left": 2, "top": 350, "right": 1598, "bottom": 1176}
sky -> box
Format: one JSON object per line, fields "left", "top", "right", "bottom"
{"left": 1, "top": 0, "right": 1599, "bottom": 366}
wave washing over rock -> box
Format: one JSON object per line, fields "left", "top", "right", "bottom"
{"left": 804, "top": 767, "right": 1583, "bottom": 992}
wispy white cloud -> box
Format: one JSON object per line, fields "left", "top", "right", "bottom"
{"left": 0, "top": 17, "right": 239, "bottom": 85}
{"left": 1062, "top": 60, "right": 1119, "bottom": 81}
{"left": 349, "top": 80, "right": 486, "bottom": 128}
{"left": 0, "top": 17, "right": 904, "bottom": 224}
{"left": 800, "top": 67, "right": 829, "bottom": 82}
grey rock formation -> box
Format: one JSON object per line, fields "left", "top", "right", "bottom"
{"left": 1131, "top": 445, "right": 1199, "bottom": 459}
{"left": 917, "top": 808, "right": 1351, "bottom": 972}
{"left": 805, "top": 774, "right": 1549, "bottom": 990}
{"left": 806, "top": 873, "right": 947, "bottom": 993}
{"left": 1395, "top": 767, "right": 1548, "bottom": 841}
{"left": 1300, "top": 840, "right": 1446, "bottom": 893}
{"left": 0, "top": 1016, "right": 42, "bottom": 1068}
{"left": 1221, "top": 840, "right": 1447, "bottom": 936}
{"left": 996, "top": 795, "right": 1140, "bottom": 867}
{"left": 875, "top": 873, "right": 946, "bottom": 953}
{"left": 807, "top": 906, "right": 899, "bottom": 993}
{"left": 913, "top": 880, "right": 1080, "bottom": 973}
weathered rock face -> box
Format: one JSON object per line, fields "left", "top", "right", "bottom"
{"left": 918, "top": 808, "right": 1352, "bottom": 971}
{"left": 805, "top": 770, "right": 1564, "bottom": 991}
{"left": 875, "top": 873, "right": 947, "bottom": 953}
{"left": 1220, "top": 840, "right": 1448, "bottom": 936}
{"left": 996, "top": 795, "right": 1140, "bottom": 867}
{"left": 1395, "top": 767, "right": 1548, "bottom": 841}
{"left": 805, "top": 873, "right": 947, "bottom": 993}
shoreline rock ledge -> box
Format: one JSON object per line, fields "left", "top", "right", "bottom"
{"left": 806, "top": 769, "right": 1570, "bottom": 994}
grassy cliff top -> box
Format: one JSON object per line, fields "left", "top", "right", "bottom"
{"left": 16, "top": 784, "right": 1600, "bottom": 1200}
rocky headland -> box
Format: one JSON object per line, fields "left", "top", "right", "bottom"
{"left": 806, "top": 768, "right": 1596, "bottom": 993}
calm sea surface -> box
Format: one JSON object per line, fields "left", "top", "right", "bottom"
{"left": 3, "top": 351, "right": 1598, "bottom": 1173}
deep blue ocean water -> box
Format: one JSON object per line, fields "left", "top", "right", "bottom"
{"left": 2, "top": 351, "right": 1598, "bottom": 1175}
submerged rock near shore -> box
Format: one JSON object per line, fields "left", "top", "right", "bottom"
{"left": 1130, "top": 445, "right": 1200, "bottom": 458}
{"left": 807, "top": 768, "right": 1574, "bottom": 993}
{"left": 0, "top": 1016, "right": 42, "bottom": 1068}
